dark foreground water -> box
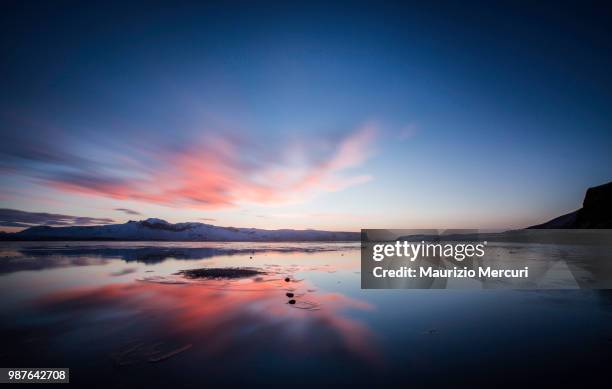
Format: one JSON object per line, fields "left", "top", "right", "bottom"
{"left": 0, "top": 242, "right": 611, "bottom": 387}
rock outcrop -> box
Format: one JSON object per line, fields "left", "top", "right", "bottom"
{"left": 528, "top": 181, "right": 612, "bottom": 229}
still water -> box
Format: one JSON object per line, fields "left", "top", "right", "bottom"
{"left": 0, "top": 242, "right": 611, "bottom": 387}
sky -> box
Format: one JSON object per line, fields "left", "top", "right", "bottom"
{"left": 1, "top": 1, "right": 612, "bottom": 232}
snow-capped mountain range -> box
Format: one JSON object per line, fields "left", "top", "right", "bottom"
{"left": 1, "top": 218, "right": 360, "bottom": 241}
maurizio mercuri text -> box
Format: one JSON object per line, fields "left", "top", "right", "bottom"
{"left": 373, "top": 266, "right": 530, "bottom": 279}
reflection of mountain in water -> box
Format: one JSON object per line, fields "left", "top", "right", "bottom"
{"left": 0, "top": 244, "right": 355, "bottom": 274}
{"left": 0, "top": 254, "right": 111, "bottom": 274}
{"left": 19, "top": 247, "right": 242, "bottom": 263}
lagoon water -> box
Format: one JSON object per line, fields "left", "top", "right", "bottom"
{"left": 0, "top": 242, "right": 611, "bottom": 387}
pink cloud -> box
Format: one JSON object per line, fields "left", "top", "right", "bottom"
{"left": 43, "top": 124, "right": 378, "bottom": 209}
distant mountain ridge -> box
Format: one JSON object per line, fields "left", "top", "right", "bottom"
{"left": 528, "top": 181, "right": 612, "bottom": 229}
{"left": 0, "top": 218, "right": 360, "bottom": 241}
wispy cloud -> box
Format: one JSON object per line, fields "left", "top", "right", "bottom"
{"left": 114, "top": 208, "right": 142, "bottom": 216}
{"left": 396, "top": 123, "right": 418, "bottom": 141}
{"left": 3, "top": 123, "right": 378, "bottom": 210}
{"left": 0, "top": 208, "right": 114, "bottom": 228}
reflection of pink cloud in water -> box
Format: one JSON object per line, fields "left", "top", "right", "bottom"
{"left": 37, "top": 276, "right": 381, "bottom": 364}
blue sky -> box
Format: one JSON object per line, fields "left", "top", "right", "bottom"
{"left": 1, "top": 1, "right": 611, "bottom": 231}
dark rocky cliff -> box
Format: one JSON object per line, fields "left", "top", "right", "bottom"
{"left": 528, "top": 181, "right": 612, "bottom": 229}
